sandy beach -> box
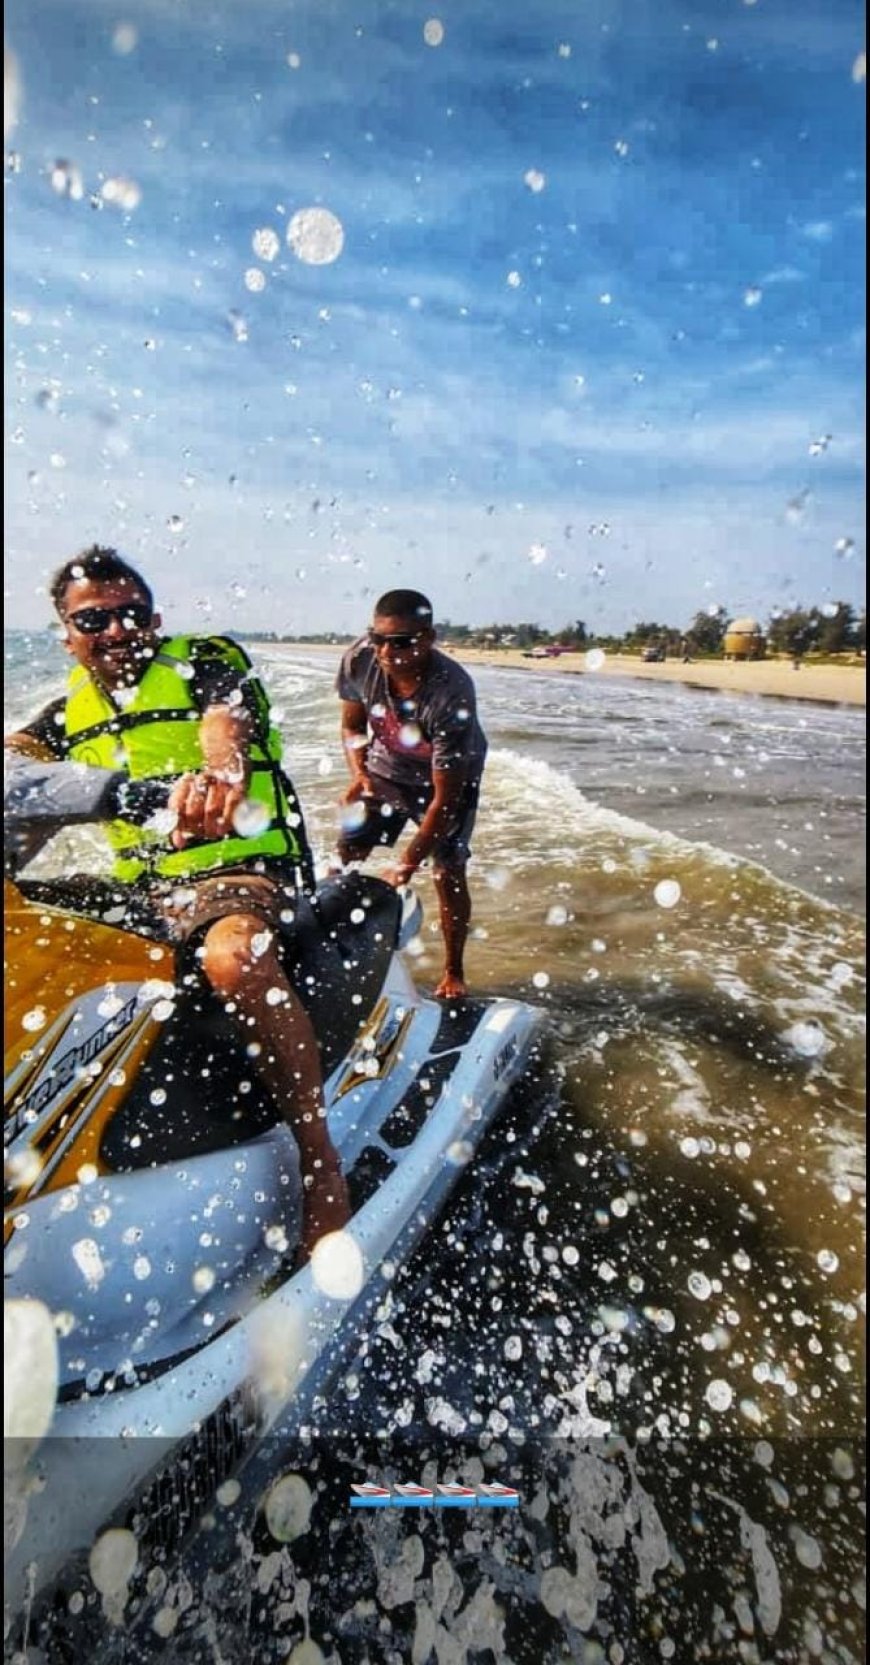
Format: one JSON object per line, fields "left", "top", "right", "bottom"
{"left": 271, "top": 642, "right": 865, "bottom": 708}
{"left": 442, "top": 648, "right": 866, "bottom": 707}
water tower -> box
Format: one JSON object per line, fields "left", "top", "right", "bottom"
{"left": 723, "top": 617, "right": 767, "bottom": 661}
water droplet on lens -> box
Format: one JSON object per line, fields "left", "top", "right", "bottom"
{"left": 112, "top": 23, "right": 138, "bottom": 55}
{"left": 287, "top": 207, "right": 344, "bottom": 266}
{"left": 51, "top": 160, "right": 84, "bottom": 200}
{"left": 786, "top": 488, "right": 811, "bottom": 524}
{"left": 232, "top": 800, "right": 271, "bottom": 839}
{"left": 252, "top": 227, "right": 280, "bottom": 262}
{"left": 705, "top": 1379, "right": 733, "bottom": 1411}
{"left": 101, "top": 176, "right": 141, "bottom": 211}
{"left": 781, "top": 1020, "right": 828, "bottom": 1058}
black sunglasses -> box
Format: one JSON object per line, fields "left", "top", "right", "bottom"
{"left": 65, "top": 603, "right": 153, "bottom": 635}
{"left": 369, "top": 630, "right": 424, "bottom": 649}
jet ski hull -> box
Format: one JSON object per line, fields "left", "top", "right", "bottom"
{"left": 4, "top": 876, "right": 547, "bottom": 1627}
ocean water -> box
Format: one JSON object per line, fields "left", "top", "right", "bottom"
{"left": 4, "top": 635, "right": 866, "bottom": 1664}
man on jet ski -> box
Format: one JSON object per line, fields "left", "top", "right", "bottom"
{"left": 336, "top": 589, "right": 487, "bottom": 1000}
{"left": 5, "top": 545, "right": 349, "bottom": 1259}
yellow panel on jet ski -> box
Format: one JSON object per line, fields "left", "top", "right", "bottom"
{"left": 4, "top": 878, "right": 167, "bottom": 1069}
{"left": 5, "top": 880, "right": 171, "bottom": 1220}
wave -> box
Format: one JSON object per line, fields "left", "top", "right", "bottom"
{"left": 481, "top": 747, "right": 859, "bottom": 919}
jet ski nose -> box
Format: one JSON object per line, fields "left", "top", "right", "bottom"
{"left": 397, "top": 887, "right": 423, "bottom": 948}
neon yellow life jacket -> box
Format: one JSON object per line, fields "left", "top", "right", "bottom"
{"left": 63, "top": 634, "right": 304, "bottom": 882}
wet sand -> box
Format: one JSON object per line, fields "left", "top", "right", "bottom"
{"left": 443, "top": 648, "right": 866, "bottom": 707}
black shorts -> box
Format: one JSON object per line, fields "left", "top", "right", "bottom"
{"left": 149, "top": 862, "right": 300, "bottom": 948}
{"left": 338, "top": 771, "right": 481, "bottom": 868}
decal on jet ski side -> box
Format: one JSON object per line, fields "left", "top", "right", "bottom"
{"left": 129, "top": 1381, "right": 264, "bottom": 1564}
{"left": 333, "top": 995, "right": 415, "bottom": 1101}
{"left": 493, "top": 1035, "right": 519, "bottom": 1081}
{"left": 9, "top": 993, "right": 140, "bottom": 1131}
{"left": 4, "top": 989, "right": 159, "bottom": 1220}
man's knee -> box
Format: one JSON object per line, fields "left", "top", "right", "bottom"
{"left": 200, "top": 912, "right": 273, "bottom": 996}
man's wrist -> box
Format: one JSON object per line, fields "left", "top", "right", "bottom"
{"left": 201, "top": 762, "right": 247, "bottom": 786}
{"left": 108, "top": 776, "right": 176, "bottom": 822}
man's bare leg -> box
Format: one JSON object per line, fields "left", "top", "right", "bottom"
{"left": 200, "top": 914, "right": 350, "bottom": 1260}
{"left": 432, "top": 865, "right": 472, "bottom": 1000}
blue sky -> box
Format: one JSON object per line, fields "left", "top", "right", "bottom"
{"left": 4, "top": 0, "right": 866, "bottom": 634}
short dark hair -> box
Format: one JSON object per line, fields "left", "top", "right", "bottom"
{"left": 373, "top": 589, "right": 433, "bottom": 625}
{"left": 49, "top": 546, "right": 154, "bottom": 615}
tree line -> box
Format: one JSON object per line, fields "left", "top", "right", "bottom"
{"left": 435, "top": 603, "right": 865, "bottom": 658}
{"left": 239, "top": 603, "right": 865, "bottom": 658}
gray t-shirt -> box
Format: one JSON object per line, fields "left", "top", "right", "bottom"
{"left": 336, "top": 641, "right": 487, "bottom": 789}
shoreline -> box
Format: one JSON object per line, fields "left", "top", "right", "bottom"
{"left": 260, "top": 643, "right": 866, "bottom": 709}
{"left": 448, "top": 649, "right": 866, "bottom": 708}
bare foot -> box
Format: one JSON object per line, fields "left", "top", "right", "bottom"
{"left": 297, "top": 1166, "right": 352, "bottom": 1265}
{"left": 434, "top": 972, "right": 469, "bottom": 1000}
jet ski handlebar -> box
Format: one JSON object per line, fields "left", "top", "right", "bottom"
{"left": 5, "top": 754, "right": 175, "bottom": 823}
{"left": 4, "top": 755, "right": 176, "bottom": 875}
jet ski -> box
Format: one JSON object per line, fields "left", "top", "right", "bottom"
{"left": 4, "top": 758, "right": 547, "bottom": 1630}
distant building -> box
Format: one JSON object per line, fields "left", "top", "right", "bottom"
{"left": 723, "top": 617, "right": 767, "bottom": 660}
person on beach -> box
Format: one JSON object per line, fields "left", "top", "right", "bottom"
{"left": 4, "top": 545, "right": 349, "bottom": 1259}
{"left": 335, "top": 589, "right": 487, "bottom": 1000}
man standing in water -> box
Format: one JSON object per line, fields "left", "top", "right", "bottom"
{"left": 5, "top": 545, "right": 349, "bottom": 1259}
{"left": 336, "top": 589, "right": 487, "bottom": 999}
